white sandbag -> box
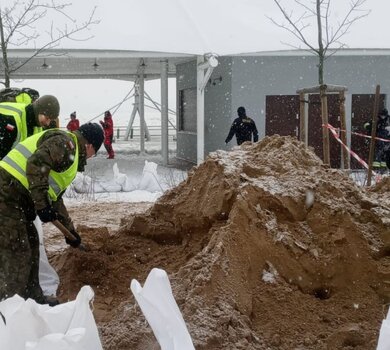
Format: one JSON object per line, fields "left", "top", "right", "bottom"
{"left": 72, "top": 165, "right": 137, "bottom": 193}
{"left": 25, "top": 328, "right": 86, "bottom": 350}
{"left": 138, "top": 161, "right": 163, "bottom": 192}
{"left": 112, "top": 163, "right": 137, "bottom": 191}
{"left": 131, "top": 268, "right": 195, "bottom": 350}
{"left": 377, "top": 307, "right": 390, "bottom": 350}
{"left": 71, "top": 173, "right": 94, "bottom": 193}
{"left": 34, "top": 217, "right": 60, "bottom": 297}
{"left": 0, "top": 286, "right": 102, "bottom": 350}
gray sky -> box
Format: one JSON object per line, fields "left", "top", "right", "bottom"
{"left": 4, "top": 0, "right": 390, "bottom": 126}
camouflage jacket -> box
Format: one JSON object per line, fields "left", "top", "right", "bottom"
{"left": 25, "top": 129, "right": 88, "bottom": 229}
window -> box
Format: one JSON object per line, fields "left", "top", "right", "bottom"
{"left": 178, "top": 88, "right": 197, "bottom": 132}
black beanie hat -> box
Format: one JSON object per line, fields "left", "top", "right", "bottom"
{"left": 32, "top": 95, "right": 60, "bottom": 119}
{"left": 237, "top": 106, "right": 246, "bottom": 117}
{"left": 78, "top": 123, "right": 104, "bottom": 153}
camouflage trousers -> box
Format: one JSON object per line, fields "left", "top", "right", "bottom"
{"left": 0, "top": 169, "right": 45, "bottom": 303}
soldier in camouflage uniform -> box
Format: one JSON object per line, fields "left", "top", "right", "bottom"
{"left": 0, "top": 95, "right": 60, "bottom": 159}
{"left": 0, "top": 123, "right": 104, "bottom": 304}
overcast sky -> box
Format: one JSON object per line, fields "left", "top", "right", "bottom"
{"left": 4, "top": 0, "right": 390, "bottom": 126}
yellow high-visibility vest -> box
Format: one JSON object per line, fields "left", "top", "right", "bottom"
{"left": 0, "top": 130, "right": 79, "bottom": 201}
{"left": 0, "top": 102, "right": 42, "bottom": 148}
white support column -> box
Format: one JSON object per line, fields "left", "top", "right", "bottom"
{"left": 196, "top": 54, "right": 218, "bottom": 165}
{"left": 161, "top": 60, "right": 169, "bottom": 166}
{"left": 197, "top": 56, "right": 205, "bottom": 165}
{"left": 139, "top": 69, "right": 145, "bottom": 153}
{"left": 125, "top": 84, "right": 139, "bottom": 141}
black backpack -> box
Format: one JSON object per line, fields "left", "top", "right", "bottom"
{"left": 0, "top": 87, "right": 40, "bottom": 104}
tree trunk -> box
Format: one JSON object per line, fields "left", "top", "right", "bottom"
{"left": 0, "top": 11, "right": 10, "bottom": 87}
{"left": 317, "top": 1, "right": 329, "bottom": 164}
{"left": 316, "top": 0, "right": 324, "bottom": 85}
{"left": 318, "top": 54, "right": 324, "bottom": 85}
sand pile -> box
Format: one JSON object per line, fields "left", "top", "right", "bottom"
{"left": 53, "top": 135, "right": 390, "bottom": 349}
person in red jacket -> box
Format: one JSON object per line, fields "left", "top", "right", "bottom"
{"left": 100, "top": 110, "right": 115, "bottom": 159}
{"left": 66, "top": 112, "right": 80, "bottom": 132}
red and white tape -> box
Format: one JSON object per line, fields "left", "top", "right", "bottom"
{"left": 351, "top": 131, "right": 390, "bottom": 143}
{"left": 330, "top": 126, "right": 390, "bottom": 143}
{"left": 326, "top": 124, "right": 374, "bottom": 172}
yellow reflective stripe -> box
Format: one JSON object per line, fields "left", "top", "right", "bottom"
{"left": 14, "top": 143, "right": 32, "bottom": 158}
{"left": 0, "top": 104, "right": 23, "bottom": 116}
{"left": 1, "top": 154, "right": 26, "bottom": 178}
{"left": 48, "top": 176, "right": 61, "bottom": 196}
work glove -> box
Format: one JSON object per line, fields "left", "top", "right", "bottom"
{"left": 37, "top": 205, "right": 58, "bottom": 223}
{"left": 65, "top": 230, "right": 82, "bottom": 248}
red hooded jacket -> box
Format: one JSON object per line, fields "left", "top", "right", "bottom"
{"left": 100, "top": 111, "right": 114, "bottom": 142}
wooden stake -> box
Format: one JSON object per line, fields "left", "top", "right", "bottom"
{"left": 367, "top": 85, "right": 381, "bottom": 186}
{"left": 339, "top": 91, "right": 349, "bottom": 169}
{"left": 299, "top": 92, "right": 306, "bottom": 143}
{"left": 320, "top": 85, "right": 330, "bottom": 165}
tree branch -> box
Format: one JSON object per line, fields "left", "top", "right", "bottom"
{"left": 268, "top": 0, "right": 318, "bottom": 52}
{"left": 1, "top": 1, "right": 100, "bottom": 81}
{"left": 269, "top": 0, "right": 371, "bottom": 85}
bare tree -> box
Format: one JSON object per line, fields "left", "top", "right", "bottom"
{"left": 269, "top": 0, "right": 370, "bottom": 166}
{"left": 269, "top": 0, "right": 370, "bottom": 85}
{"left": 0, "top": 1, "right": 99, "bottom": 87}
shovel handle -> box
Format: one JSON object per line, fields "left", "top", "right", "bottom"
{"left": 52, "top": 220, "right": 77, "bottom": 241}
{"left": 51, "top": 220, "right": 87, "bottom": 251}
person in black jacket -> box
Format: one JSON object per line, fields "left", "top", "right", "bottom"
{"left": 225, "top": 106, "right": 259, "bottom": 145}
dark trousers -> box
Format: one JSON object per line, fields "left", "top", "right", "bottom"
{"left": 104, "top": 135, "right": 115, "bottom": 158}
{"left": 0, "top": 172, "right": 45, "bottom": 303}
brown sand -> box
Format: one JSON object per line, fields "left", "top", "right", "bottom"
{"left": 45, "top": 135, "right": 390, "bottom": 349}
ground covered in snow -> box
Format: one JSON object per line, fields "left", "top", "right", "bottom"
{"left": 43, "top": 135, "right": 390, "bottom": 349}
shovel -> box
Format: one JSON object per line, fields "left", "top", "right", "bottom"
{"left": 52, "top": 220, "right": 88, "bottom": 251}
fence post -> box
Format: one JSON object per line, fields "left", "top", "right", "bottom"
{"left": 367, "top": 85, "right": 381, "bottom": 186}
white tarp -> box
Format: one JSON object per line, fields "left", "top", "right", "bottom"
{"left": 35, "top": 218, "right": 60, "bottom": 297}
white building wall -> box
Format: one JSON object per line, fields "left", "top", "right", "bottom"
{"left": 177, "top": 50, "right": 390, "bottom": 163}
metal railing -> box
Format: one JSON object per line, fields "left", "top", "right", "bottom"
{"left": 58, "top": 125, "right": 177, "bottom": 141}
{"left": 115, "top": 125, "right": 177, "bottom": 141}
